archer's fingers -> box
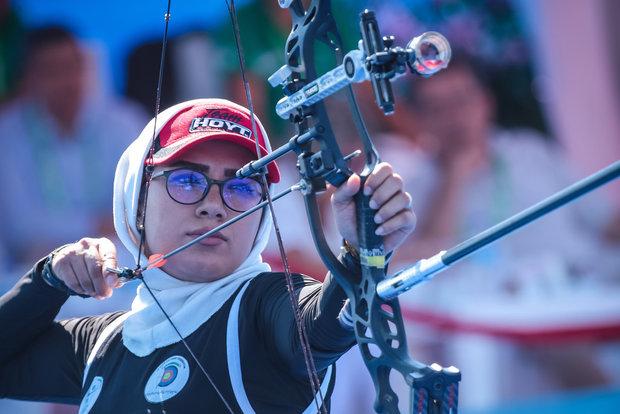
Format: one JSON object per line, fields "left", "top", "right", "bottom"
{"left": 83, "top": 241, "right": 113, "bottom": 299}
{"left": 368, "top": 173, "right": 405, "bottom": 213}
{"left": 362, "top": 163, "right": 395, "bottom": 197}
{"left": 64, "top": 239, "right": 106, "bottom": 299}
{"left": 52, "top": 238, "right": 117, "bottom": 299}
{"left": 96, "top": 238, "right": 119, "bottom": 288}
{"left": 374, "top": 191, "right": 414, "bottom": 228}
{"left": 53, "top": 242, "right": 89, "bottom": 296}
{"left": 331, "top": 173, "right": 361, "bottom": 207}
{"left": 378, "top": 209, "right": 417, "bottom": 252}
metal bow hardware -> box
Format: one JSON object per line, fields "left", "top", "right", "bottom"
{"left": 237, "top": 1, "right": 459, "bottom": 412}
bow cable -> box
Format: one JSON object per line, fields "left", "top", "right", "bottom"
{"left": 224, "top": 1, "right": 327, "bottom": 411}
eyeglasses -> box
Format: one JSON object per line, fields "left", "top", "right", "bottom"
{"left": 151, "top": 168, "right": 264, "bottom": 212}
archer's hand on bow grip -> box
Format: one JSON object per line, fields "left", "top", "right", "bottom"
{"left": 331, "top": 162, "right": 416, "bottom": 254}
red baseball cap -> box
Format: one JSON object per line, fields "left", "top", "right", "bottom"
{"left": 151, "top": 100, "right": 280, "bottom": 183}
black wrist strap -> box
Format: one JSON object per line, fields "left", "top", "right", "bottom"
{"left": 41, "top": 253, "right": 89, "bottom": 298}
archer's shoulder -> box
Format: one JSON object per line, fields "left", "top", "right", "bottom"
{"left": 59, "top": 310, "right": 128, "bottom": 338}
{"left": 248, "top": 272, "right": 321, "bottom": 291}
{"left": 58, "top": 310, "right": 128, "bottom": 361}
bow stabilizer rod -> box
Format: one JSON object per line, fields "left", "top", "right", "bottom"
{"left": 378, "top": 159, "right": 620, "bottom": 301}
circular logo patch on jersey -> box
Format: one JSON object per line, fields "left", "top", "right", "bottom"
{"left": 145, "top": 355, "right": 190, "bottom": 403}
{"left": 79, "top": 376, "right": 103, "bottom": 414}
{"left": 159, "top": 364, "right": 178, "bottom": 386}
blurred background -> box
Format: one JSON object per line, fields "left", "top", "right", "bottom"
{"left": 0, "top": 0, "right": 618, "bottom": 413}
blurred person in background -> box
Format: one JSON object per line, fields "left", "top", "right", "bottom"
{"left": 395, "top": 52, "right": 619, "bottom": 281}
{"left": 0, "top": 26, "right": 148, "bottom": 276}
{"left": 391, "top": 52, "right": 620, "bottom": 408}
{"left": 125, "top": 30, "right": 227, "bottom": 116}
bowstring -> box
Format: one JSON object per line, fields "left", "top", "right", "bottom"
{"left": 133, "top": 1, "right": 235, "bottom": 411}
{"left": 136, "top": 0, "right": 171, "bottom": 270}
{"left": 225, "top": 1, "right": 327, "bottom": 412}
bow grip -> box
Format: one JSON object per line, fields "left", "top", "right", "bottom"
{"left": 356, "top": 174, "right": 386, "bottom": 270}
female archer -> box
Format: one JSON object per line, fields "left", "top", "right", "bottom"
{"left": 0, "top": 98, "right": 415, "bottom": 413}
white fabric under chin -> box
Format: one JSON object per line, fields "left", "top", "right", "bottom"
{"left": 227, "top": 280, "right": 333, "bottom": 414}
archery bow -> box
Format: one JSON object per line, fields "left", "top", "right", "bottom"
{"left": 237, "top": 1, "right": 460, "bottom": 413}
{"left": 253, "top": 4, "right": 620, "bottom": 414}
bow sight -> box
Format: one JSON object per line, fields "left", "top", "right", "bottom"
{"left": 269, "top": 10, "right": 451, "bottom": 118}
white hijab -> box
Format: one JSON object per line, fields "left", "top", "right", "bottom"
{"left": 113, "top": 99, "right": 273, "bottom": 357}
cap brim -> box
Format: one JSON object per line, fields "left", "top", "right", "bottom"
{"left": 152, "top": 132, "right": 280, "bottom": 183}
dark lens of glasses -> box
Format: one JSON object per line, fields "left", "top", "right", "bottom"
{"left": 166, "top": 169, "right": 207, "bottom": 204}
{"left": 166, "top": 169, "right": 262, "bottom": 212}
{"left": 221, "top": 178, "right": 263, "bottom": 212}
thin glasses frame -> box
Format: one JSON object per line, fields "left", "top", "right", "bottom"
{"left": 151, "top": 168, "right": 265, "bottom": 212}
